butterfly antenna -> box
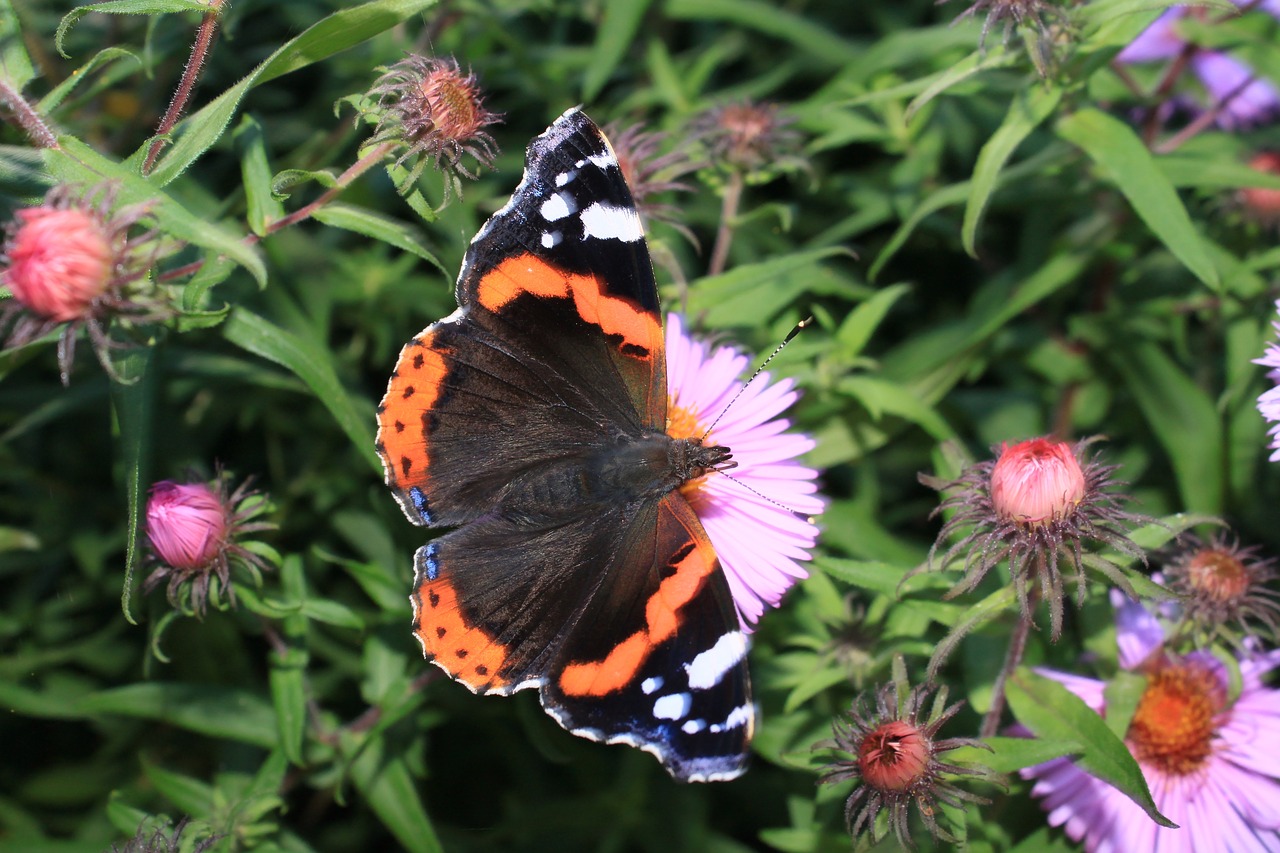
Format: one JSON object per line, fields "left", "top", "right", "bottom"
{"left": 719, "top": 470, "right": 811, "bottom": 516}
{"left": 700, "top": 316, "right": 814, "bottom": 441}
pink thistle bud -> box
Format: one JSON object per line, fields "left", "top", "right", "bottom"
{"left": 145, "top": 481, "right": 228, "bottom": 570}
{"left": 4, "top": 206, "right": 113, "bottom": 322}
{"left": 858, "top": 720, "right": 932, "bottom": 792}
{"left": 990, "top": 437, "right": 1087, "bottom": 525}
{"left": 142, "top": 472, "right": 273, "bottom": 617}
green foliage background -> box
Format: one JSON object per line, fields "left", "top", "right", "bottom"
{"left": 2, "top": 0, "right": 1279, "bottom": 850}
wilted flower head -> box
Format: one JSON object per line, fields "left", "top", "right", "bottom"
{"left": 1255, "top": 301, "right": 1280, "bottom": 460}
{"left": 144, "top": 473, "right": 274, "bottom": 617}
{"left": 820, "top": 671, "right": 994, "bottom": 848}
{"left": 368, "top": 55, "right": 501, "bottom": 192}
{"left": 942, "top": 0, "right": 1056, "bottom": 52}
{"left": 688, "top": 100, "right": 805, "bottom": 177}
{"left": 664, "top": 314, "right": 822, "bottom": 627}
{"left": 921, "top": 437, "right": 1149, "bottom": 642}
{"left": 1163, "top": 534, "right": 1280, "bottom": 642}
{"left": 1118, "top": 3, "right": 1280, "bottom": 129}
{"left": 1022, "top": 594, "right": 1280, "bottom": 852}
{"left": 1, "top": 184, "right": 158, "bottom": 383}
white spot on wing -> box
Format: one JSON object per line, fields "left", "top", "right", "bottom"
{"left": 555, "top": 169, "right": 578, "bottom": 187}
{"left": 588, "top": 152, "right": 618, "bottom": 171}
{"left": 580, "top": 202, "right": 643, "bottom": 242}
{"left": 541, "top": 231, "right": 562, "bottom": 248}
{"left": 541, "top": 192, "right": 575, "bottom": 222}
{"left": 682, "top": 718, "right": 707, "bottom": 735}
{"left": 641, "top": 676, "right": 664, "bottom": 695}
{"left": 709, "top": 704, "right": 754, "bottom": 734}
{"left": 684, "top": 631, "right": 748, "bottom": 690}
{"left": 653, "top": 693, "right": 692, "bottom": 721}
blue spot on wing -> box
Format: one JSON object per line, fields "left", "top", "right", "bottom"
{"left": 425, "top": 541, "right": 440, "bottom": 580}
{"left": 408, "top": 486, "right": 432, "bottom": 523}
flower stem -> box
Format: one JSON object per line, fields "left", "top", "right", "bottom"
{"left": 157, "top": 141, "right": 396, "bottom": 282}
{"left": 0, "top": 79, "right": 58, "bottom": 148}
{"left": 143, "top": 1, "right": 224, "bottom": 174}
{"left": 981, "top": 590, "right": 1037, "bottom": 738}
{"left": 708, "top": 170, "right": 744, "bottom": 277}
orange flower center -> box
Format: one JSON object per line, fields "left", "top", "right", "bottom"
{"left": 1127, "top": 662, "right": 1224, "bottom": 776}
{"left": 858, "top": 720, "right": 931, "bottom": 792}
{"left": 1186, "top": 548, "right": 1250, "bottom": 606}
{"left": 667, "top": 402, "right": 712, "bottom": 503}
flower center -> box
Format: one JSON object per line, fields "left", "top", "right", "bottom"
{"left": 1186, "top": 548, "right": 1250, "bottom": 605}
{"left": 858, "top": 720, "right": 931, "bottom": 792}
{"left": 1126, "top": 661, "right": 1224, "bottom": 776}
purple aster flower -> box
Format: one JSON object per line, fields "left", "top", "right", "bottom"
{"left": 1021, "top": 595, "right": 1280, "bottom": 851}
{"left": 1118, "top": 2, "right": 1280, "bottom": 128}
{"left": 664, "top": 314, "right": 823, "bottom": 627}
{"left": 1255, "top": 300, "right": 1280, "bottom": 461}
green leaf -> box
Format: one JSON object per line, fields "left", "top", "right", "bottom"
{"left": 270, "top": 655, "right": 307, "bottom": 765}
{"left": 684, "top": 247, "right": 853, "bottom": 327}
{"left": 816, "top": 556, "right": 947, "bottom": 597}
{"left": 37, "top": 47, "right": 140, "bottom": 113}
{"left": 312, "top": 203, "right": 444, "bottom": 269}
{"left": 963, "top": 85, "right": 1062, "bottom": 257}
{"left": 55, "top": 0, "right": 211, "bottom": 58}
{"left": 1057, "top": 108, "right": 1219, "bottom": 289}
{"left": 665, "top": 0, "right": 855, "bottom": 66}
{"left": 1007, "top": 669, "right": 1175, "bottom": 828}
{"left": 235, "top": 115, "right": 285, "bottom": 237}
{"left": 349, "top": 738, "right": 443, "bottom": 853}
{"left": 582, "top": 0, "right": 651, "bottom": 102}
{"left": 46, "top": 138, "right": 267, "bottom": 286}
{"left": 835, "top": 283, "right": 909, "bottom": 359}
{"left": 1103, "top": 671, "right": 1148, "bottom": 742}
{"left": 141, "top": 758, "right": 214, "bottom": 815}
{"left": 222, "top": 308, "right": 381, "bottom": 474}
{"left": 148, "top": 0, "right": 439, "bottom": 185}
{"left": 1109, "top": 342, "right": 1224, "bottom": 513}
{"left": 110, "top": 348, "right": 155, "bottom": 626}
{"left": 78, "top": 683, "right": 278, "bottom": 748}
{"left": 904, "top": 47, "right": 1017, "bottom": 120}
{"left": 0, "top": 0, "right": 35, "bottom": 89}
{"left": 964, "top": 736, "right": 1081, "bottom": 773}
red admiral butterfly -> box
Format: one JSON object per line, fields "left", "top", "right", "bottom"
{"left": 376, "top": 108, "right": 755, "bottom": 782}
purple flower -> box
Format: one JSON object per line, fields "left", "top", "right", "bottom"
{"left": 1021, "top": 595, "right": 1280, "bottom": 851}
{"left": 1119, "top": 3, "right": 1280, "bottom": 128}
{"left": 1255, "top": 300, "right": 1280, "bottom": 461}
{"left": 664, "top": 314, "right": 823, "bottom": 627}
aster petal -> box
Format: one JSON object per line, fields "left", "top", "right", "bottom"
{"left": 1031, "top": 668, "right": 1107, "bottom": 710}
{"left": 1208, "top": 759, "right": 1280, "bottom": 831}
{"left": 1112, "top": 593, "right": 1166, "bottom": 669}
{"left": 1191, "top": 51, "right": 1280, "bottom": 128}
{"left": 1117, "top": 8, "right": 1187, "bottom": 63}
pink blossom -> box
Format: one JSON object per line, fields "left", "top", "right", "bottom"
{"left": 664, "top": 314, "right": 823, "bottom": 627}
{"left": 145, "top": 481, "right": 229, "bottom": 570}
{"left": 4, "top": 207, "right": 112, "bottom": 322}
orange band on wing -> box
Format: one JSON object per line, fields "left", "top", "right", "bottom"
{"left": 477, "top": 255, "right": 660, "bottom": 356}
{"left": 558, "top": 520, "right": 718, "bottom": 697}
{"left": 413, "top": 571, "right": 512, "bottom": 691}
{"left": 376, "top": 330, "right": 449, "bottom": 490}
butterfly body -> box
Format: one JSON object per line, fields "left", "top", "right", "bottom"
{"left": 376, "top": 108, "right": 754, "bottom": 782}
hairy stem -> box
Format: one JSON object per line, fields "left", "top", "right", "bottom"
{"left": 708, "top": 170, "right": 744, "bottom": 277}
{"left": 143, "top": 1, "right": 224, "bottom": 174}
{"left": 0, "top": 79, "right": 58, "bottom": 148}
{"left": 981, "top": 585, "right": 1038, "bottom": 738}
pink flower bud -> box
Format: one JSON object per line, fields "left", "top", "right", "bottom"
{"left": 989, "top": 437, "right": 1087, "bottom": 525}
{"left": 4, "top": 207, "right": 113, "bottom": 322}
{"left": 145, "top": 481, "right": 229, "bottom": 570}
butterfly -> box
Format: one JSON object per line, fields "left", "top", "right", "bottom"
{"left": 376, "top": 108, "right": 753, "bottom": 782}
